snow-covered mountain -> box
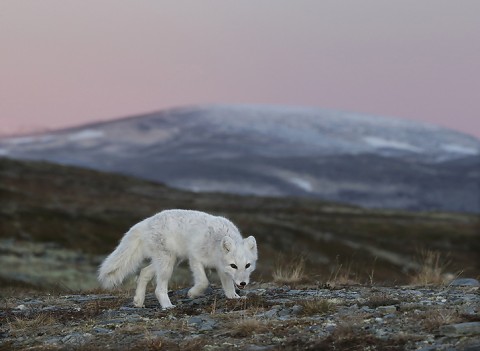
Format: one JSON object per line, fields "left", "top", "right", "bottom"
{"left": 1, "top": 105, "right": 479, "bottom": 212}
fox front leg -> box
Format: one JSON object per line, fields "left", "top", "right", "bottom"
{"left": 218, "top": 271, "right": 240, "bottom": 299}
{"left": 187, "top": 259, "right": 209, "bottom": 298}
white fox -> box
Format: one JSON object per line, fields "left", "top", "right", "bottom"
{"left": 98, "top": 209, "right": 257, "bottom": 309}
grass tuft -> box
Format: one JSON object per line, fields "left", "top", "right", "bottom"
{"left": 410, "top": 250, "right": 451, "bottom": 286}
{"left": 363, "top": 292, "right": 400, "bottom": 308}
{"left": 298, "top": 298, "right": 336, "bottom": 316}
{"left": 326, "top": 257, "right": 360, "bottom": 287}
{"left": 8, "top": 312, "right": 58, "bottom": 334}
{"left": 421, "top": 308, "right": 461, "bottom": 332}
{"left": 272, "top": 257, "right": 306, "bottom": 285}
{"left": 229, "top": 318, "right": 269, "bottom": 337}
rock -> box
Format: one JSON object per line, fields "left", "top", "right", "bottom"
{"left": 3, "top": 285, "right": 480, "bottom": 350}
{"left": 450, "top": 278, "right": 480, "bottom": 287}
{"left": 119, "top": 306, "right": 140, "bottom": 312}
{"left": 440, "top": 322, "right": 480, "bottom": 336}
{"left": 245, "top": 345, "right": 276, "bottom": 351}
{"left": 92, "top": 327, "right": 113, "bottom": 334}
{"left": 291, "top": 305, "right": 304, "bottom": 315}
{"left": 124, "top": 314, "right": 144, "bottom": 323}
{"left": 0, "top": 329, "right": 9, "bottom": 339}
{"left": 96, "top": 319, "right": 124, "bottom": 327}
{"left": 361, "top": 306, "right": 374, "bottom": 313}
{"left": 278, "top": 307, "right": 292, "bottom": 318}
{"left": 416, "top": 347, "right": 437, "bottom": 351}
{"left": 325, "top": 323, "right": 336, "bottom": 333}
{"left": 43, "top": 337, "right": 62, "bottom": 346}
{"left": 376, "top": 305, "right": 397, "bottom": 314}
{"left": 260, "top": 307, "right": 279, "bottom": 318}
{"left": 269, "top": 298, "right": 293, "bottom": 304}
{"left": 252, "top": 289, "right": 267, "bottom": 296}
{"left": 191, "top": 297, "right": 209, "bottom": 305}
{"left": 41, "top": 306, "right": 62, "bottom": 312}
{"left": 150, "top": 330, "right": 175, "bottom": 338}
{"left": 463, "top": 306, "right": 478, "bottom": 316}
{"left": 286, "top": 290, "right": 303, "bottom": 295}
{"left": 188, "top": 315, "right": 217, "bottom": 331}
{"left": 61, "top": 332, "right": 93, "bottom": 345}
{"left": 65, "top": 295, "right": 116, "bottom": 302}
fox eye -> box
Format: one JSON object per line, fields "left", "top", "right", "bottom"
{"left": 245, "top": 263, "right": 251, "bottom": 269}
{"left": 230, "top": 264, "right": 238, "bottom": 269}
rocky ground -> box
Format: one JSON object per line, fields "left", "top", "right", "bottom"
{"left": 1, "top": 280, "right": 479, "bottom": 351}
{"left": 1, "top": 158, "right": 479, "bottom": 350}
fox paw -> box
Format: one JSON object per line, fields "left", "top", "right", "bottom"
{"left": 225, "top": 292, "right": 241, "bottom": 299}
{"left": 133, "top": 296, "right": 145, "bottom": 308}
{"left": 187, "top": 287, "right": 205, "bottom": 298}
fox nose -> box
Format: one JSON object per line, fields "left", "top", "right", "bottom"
{"left": 240, "top": 282, "right": 246, "bottom": 286}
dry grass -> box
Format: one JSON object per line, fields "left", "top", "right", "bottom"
{"left": 76, "top": 335, "right": 207, "bottom": 351}
{"left": 73, "top": 297, "right": 129, "bottom": 319}
{"left": 174, "top": 338, "right": 207, "bottom": 351}
{"left": 229, "top": 317, "right": 270, "bottom": 337}
{"left": 8, "top": 312, "right": 58, "bottom": 334}
{"left": 363, "top": 292, "right": 400, "bottom": 308}
{"left": 304, "top": 313, "right": 407, "bottom": 351}
{"left": 298, "top": 298, "right": 336, "bottom": 316}
{"left": 421, "top": 307, "right": 462, "bottom": 332}
{"left": 218, "top": 293, "right": 266, "bottom": 313}
{"left": 410, "top": 250, "right": 451, "bottom": 286}
{"left": 320, "top": 331, "right": 407, "bottom": 351}
{"left": 2, "top": 157, "right": 480, "bottom": 291}
{"left": 272, "top": 257, "right": 306, "bottom": 285}
{"left": 135, "top": 337, "right": 206, "bottom": 351}
{"left": 326, "top": 258, "right": 360, "bottom": 287}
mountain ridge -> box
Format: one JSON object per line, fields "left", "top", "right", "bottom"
{"left": 1, "top": 104, "right": 479, "bottom": 212}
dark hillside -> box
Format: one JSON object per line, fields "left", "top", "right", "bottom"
{"left": 1, "top": 157, "right": 478, "bottom": 290}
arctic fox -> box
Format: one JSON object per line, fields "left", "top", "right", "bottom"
{"left": 98, "top": 209, "right": 257, "bottom": 309}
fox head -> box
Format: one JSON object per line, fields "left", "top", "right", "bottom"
{"left": 221, "top": 235, "right": 257, "bottom": 290}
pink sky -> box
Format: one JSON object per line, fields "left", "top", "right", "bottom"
{"left": 1, "top": 1, "right": 479, "bottom": 138}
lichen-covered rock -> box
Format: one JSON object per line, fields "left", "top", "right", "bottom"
{"left": 1, "top": 285, "right": 480, "bottom": 350}
{"left": 449, "top": 278, "right": 480, "bottom": 287}
{"left": 440, "top": 322, "right": 480, "bottom": 336}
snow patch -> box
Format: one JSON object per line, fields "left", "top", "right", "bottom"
{"left": 290, "top": 177, "right": 313, "bottom": 192}
{"left": 6, "top": 136, "right": 36, "bottom": 145}
{"left": 67, "top": 130, "right": 104, "bottom": 142}
{"left": 5, "top": 134, "right": 57, "bottom": 145}
{"left": 363, "top": 136, "right": 423, "bottom": 153}
{"left": 36, "top": 135, "right": 57, "bottom": 143}
{"left": 441, "top": 144, "right": 479, "bottom": 155}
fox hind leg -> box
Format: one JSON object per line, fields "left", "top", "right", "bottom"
{"left": 133, "top": 264, "right": 155, "bottom": 307}
{"left": 152, "top": 254, "right": 176, "bottom": 309}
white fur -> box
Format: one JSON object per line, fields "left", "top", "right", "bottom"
{"left": 98, "top": 209, "right": 257, "bottom": 309}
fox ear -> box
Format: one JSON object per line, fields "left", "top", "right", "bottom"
{"left": 222, "top": 236, "right": 234, "bottom": 253}
{"left": 244, "top": 236, "right": 257, "bottom": 252}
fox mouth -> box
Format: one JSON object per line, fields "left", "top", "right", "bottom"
{"left": 234, "top": 283, "right": 245, "bottom": 290}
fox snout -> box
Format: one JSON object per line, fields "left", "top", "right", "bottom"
{"left": 234, "top": 280, "right": 248, "bottom": 289}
